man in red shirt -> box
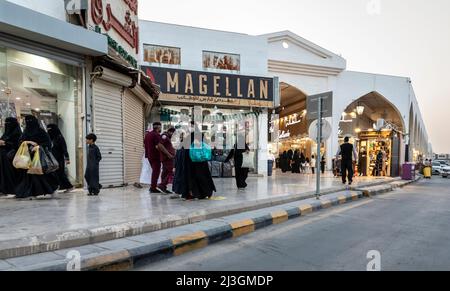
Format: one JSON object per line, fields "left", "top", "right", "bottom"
{"left": 158, "top": 127, "right": 176, "bottom": 193}
{"left": 144, "top": 122, "right": 163, "bottom": 193}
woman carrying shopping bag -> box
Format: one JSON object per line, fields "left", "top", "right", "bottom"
{"left": 14, "top": 116, "right": 58, "bottom": 199}
{"left": 225, "top": 140, "right": 251, "bottom": 191}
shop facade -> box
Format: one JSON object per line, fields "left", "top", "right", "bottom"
{"left": 1, "top": 0, "right": 158, "bottom": 188}
{"left": 139, "top": 21, "right": 275, "bottom": 175}
{"left": 0, "top": 0, "right": 107, "bottom": 185}
{"left": 263, "top": 31, "right": 432, "bottom": 176}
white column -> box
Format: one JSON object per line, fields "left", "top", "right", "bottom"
{"left": 258, "top": 109, "right": 269, "bottom": 176}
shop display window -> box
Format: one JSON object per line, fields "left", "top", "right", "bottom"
{"left": 0, "top": 46, "right": 83, "bottom": 184}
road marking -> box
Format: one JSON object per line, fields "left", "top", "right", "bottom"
{"left": 143, "top": 199, "right": 375, "bottom": 270}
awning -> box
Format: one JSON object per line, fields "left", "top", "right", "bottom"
{"left": 93, "top": 56, "right": 160, "bottom": 100}
{"left": 0, "top": 1, "right": 107, "bottom": 56}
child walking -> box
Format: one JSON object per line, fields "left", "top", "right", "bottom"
{"left": 85, "top": 134, "right": 102, "bottom": 196}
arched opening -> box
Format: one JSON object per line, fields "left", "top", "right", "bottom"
{"left": 338, "top": 91, "right": 404, "bottom": 177}
{"left": 269, "top": 82, "right": 321, "bottom": 171}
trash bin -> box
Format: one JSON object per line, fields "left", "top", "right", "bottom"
{"left": 402, "top": 163, "right": 416, "bottom": 180}
{"left": 268, "top": 160, "right": 274, "bottom": 177}
{"left": 423, "top": 166, "right": 432, "bottom": 179}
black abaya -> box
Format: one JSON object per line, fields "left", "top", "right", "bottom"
{"left": 0, "top": 118, "right": 22, "bottom": 195}
{"left": 47, "top": 125, "right": 73, "bottom": 190}
{"left": 15, "top": 116, "right": 58, "bottom": 199}
{"left": 225, "top": 144, "right": 250, "bottom": 189}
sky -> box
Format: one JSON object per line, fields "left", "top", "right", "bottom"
{"left": 139, "top": 0, "right": 450, "bottom": 154}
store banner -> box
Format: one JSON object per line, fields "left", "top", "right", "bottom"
{"left": 143, "top": 66, "right": 275, "bottom": 108}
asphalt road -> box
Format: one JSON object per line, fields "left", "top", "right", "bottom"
{"left": 136, "top": 177, "right": 450, "bottom": 271}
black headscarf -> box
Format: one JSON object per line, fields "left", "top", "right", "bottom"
{"left": 47, "top": 124, "right": 62, "bottom": 141}
{"left": 20, "top": 115, "right": 51, "bottom": 148}
{"left": 1, "top": 117, "right": 22, "bottom": 141}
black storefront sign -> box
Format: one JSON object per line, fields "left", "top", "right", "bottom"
{"left": 143, "top": 66, "right": 274, "bottom": 108}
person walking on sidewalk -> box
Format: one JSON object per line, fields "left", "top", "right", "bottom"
{"left": 311, "top": 155, "right": 316, "bottom": 175}
{"left": 0, "top": 117, "right": 21, "bottom": 196}
{"left": 47, "top": 124, "right": 73, "bottom": 193}
{"left": 144, "top": 122, "right": 163, "bottom": 194}
{"left": 225, "top": 141, "right": 250, "bottom": 190}
{"left": 336, "top": 136, "right": 358, "bottom": 185}
{"left": 157, "top": 127, "right": 176, "bottom": 194}
{"left": 321, "top": 156, "right": 326, "bottom": 174}
{"left": 85, "top": 134, "right": 102, "bottom": 196}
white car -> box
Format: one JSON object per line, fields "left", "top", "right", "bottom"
{"left": 432, "top": 162, "right": 444, "bottom": 175}
{"left": 441, "top": 165, "right": 450, "bottom": 178}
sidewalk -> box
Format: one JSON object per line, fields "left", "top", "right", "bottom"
{"left": 0, "top": 171, "right": 394, "bottom": 259}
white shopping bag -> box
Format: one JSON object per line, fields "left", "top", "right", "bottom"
{"left": 139, "top": 155, "right": 162, "bottom": 185}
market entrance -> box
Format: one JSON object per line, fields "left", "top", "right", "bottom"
{"left": 269, "top": 82, "right": 325, "bottom": 171}
{"left": 338, "top": 92, "right": 405, "bottom": 177}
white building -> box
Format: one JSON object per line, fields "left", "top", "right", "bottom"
{"left": 138, "top": 23, "right": 430, "bottom": 177}
{"left": 264, "top": 31, "right": 430, "bottom": 175}
{"left": 139, "top": 20, "right": 274, "bottom": 176}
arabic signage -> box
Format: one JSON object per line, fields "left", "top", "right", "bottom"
{"left": 143, "top": 66, "right": 275, "bottom": 108}
{"left": 88, "top": 0, "right": 139, "bottom": 67}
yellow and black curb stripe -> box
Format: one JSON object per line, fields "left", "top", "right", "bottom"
{"left": 25, "top": 179, "right": 421, "bottom": 271}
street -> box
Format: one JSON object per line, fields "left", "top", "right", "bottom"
{"left": 136, "top": 177, "right": 450, "bottom": 271}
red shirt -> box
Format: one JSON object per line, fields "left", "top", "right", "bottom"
{"left": 160, "top": 132, "right": 175, "bottom": 161}
{"left": 144, "top": 130, "right": 162, "bottom": 161}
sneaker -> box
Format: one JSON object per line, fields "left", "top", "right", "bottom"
{"left": 64, "top": 187, "right": 74, "bottom": 194}
{"left": 149, "top": 189, "right": 161, "bottom": 194}
{"left": 170, "top": 194, "right": 181, "bottom": 199}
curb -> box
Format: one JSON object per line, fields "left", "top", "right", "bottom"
{"left": 3, "top": 177, "right": 420, "bottom": 271}
{"left": 0, "top": 178, "right": 399, "bottom": 260}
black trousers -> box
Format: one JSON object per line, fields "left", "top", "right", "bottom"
{"left": 235, "top": 167, "right": 249, "bottom": 189}
{"left": 341, "top": 160, "right": 354, "bottom": 184}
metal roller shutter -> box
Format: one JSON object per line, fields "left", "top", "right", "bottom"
{"left": 123, "top": 90, "right": 145, "bottom": 185}
{"left": 92, "top": 79, "right": 124, "bottom": 187}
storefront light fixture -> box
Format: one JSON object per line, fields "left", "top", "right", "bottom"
{"left": 35, "top": 108, "right": 40, "bottom": 112}
{"left": 26, "top": 103, "right": 31, "bottom": 106}
{"left": 16, "top": 97, "right": 21, "bottom": 100}
{"left": 355, "top": 128, "right": 362, "bottom": 133}
{"left": 350, "top": 112, "right": 357, "bottom": 119}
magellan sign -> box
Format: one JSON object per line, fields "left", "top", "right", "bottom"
{"left": 143, "top": 66, "right": 275, "bottom": 108}
{"left": 88, "top": 0, "right": 139, "bottom": 67}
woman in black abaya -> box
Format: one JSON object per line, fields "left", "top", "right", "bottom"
{"left": 0, "top": 117, "right": 22, "bottom": 195}
{"left": 15, "top": 116, "right": 58, "bottom": 199}
{"left": 47, "top": 124, "right": 73, "bottom": 192}
{"left": 187, "top": 133, "right": 216, "bottom": 200}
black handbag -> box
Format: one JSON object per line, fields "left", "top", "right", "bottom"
{"left": 40, "top": 147, "right": 60, "bottom": 174}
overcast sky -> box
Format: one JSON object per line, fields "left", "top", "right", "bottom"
{"left": 139, "top": 0, "right": 450, "bottom": 153}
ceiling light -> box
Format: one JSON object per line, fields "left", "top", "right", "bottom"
{"left": 35, "top": 108, "right": 40, "bottom": 112}
{"left": 26, "top": 103, "right": 31, "bottom": 106}
{"left": 16, "top": 97, "right": 21, "bottom": 100}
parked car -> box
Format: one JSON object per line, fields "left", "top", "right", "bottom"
{"left": 432, "top": 162, "right": 444, "bottom": 175}
{"left": 441, "top": 165, "right": 450, "bottom": 178}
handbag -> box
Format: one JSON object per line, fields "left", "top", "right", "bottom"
{"left": 190, "top": 142, "right": 212, "bottom": 163}
{"left": 242, "top": 152, "right": 255, "bottom": 169}
{"left": 40, "top": 148, "right": 60, "bottom": 174}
